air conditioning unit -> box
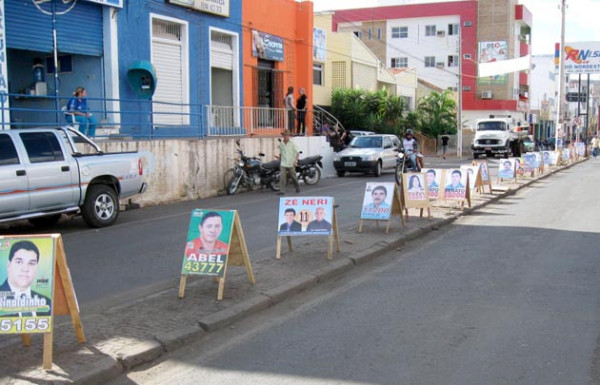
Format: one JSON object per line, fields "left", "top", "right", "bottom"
{"left": 437, "top": 30, "right": 446, "bottom": 37}
{"left": 481, "top": 91, "right": 492, "bottom": 99}
{"left": 436, "top": 62, "right": 445, "bottom": 68}
{"left": 464, "top": 21, "right": 473, "bottom": 27}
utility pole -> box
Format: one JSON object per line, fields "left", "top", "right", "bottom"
{"left": 555, "top": 0, "right": 567, "bottom": 148}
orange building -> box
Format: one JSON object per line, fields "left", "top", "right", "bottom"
{"left": 243, "top": 0, "right": 313, "bottom": 133}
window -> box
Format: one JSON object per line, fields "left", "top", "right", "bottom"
{"left": 425, "top": 25, "right": 436, "bottom": 36}
{"left": 313, "top": 63, "right": 323, "bottom": 86}
{"left": 151, "top": 15, "right": 189, "bottom": 125}
{"left": 391, "top": 57, "right": 408, "bottom": 68}
{"left": 353, "top": 31, "right": 362, "bottom": 39}
{"left": 0, "top": 134, "right": 19, "bottom": 166}
{"left": 383, "top": 136, "right": 392, "bottom": 149}
{"left": 20, "top": 132, "right": 64, "bottom": 163}
{"left": 448, "top": 23, "right": 460, "bottom": 36}
{"left": 332, "top": 61, "right": 347, "bottom": 89}
{"left": 463, "top": 53, "right": 472, "bottom": 60}
{"left": 448, "top": 55, "right": 459, "bottom": 67}
{"left": 391, "top": 26, "right": 407, "bottom": 38}
{"left": 424, "top": 56, "right": 436, "bottom": 67}
{"left": 377, "top": 28, "right": 381, "bottom": 40}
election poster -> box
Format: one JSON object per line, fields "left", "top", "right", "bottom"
{"left": 313, "top": 27, "right": 326, "bottom": 62}
{"left": 542, "top": 151, "right": 559, "bottom": 166}
{"left": 523, "top": 153, "right": 536, "bottom": 174}
{"left": 460, "top": 165, "right": 479, "bottom": 189}
{"left": 402, "top": 174, "right": 431, "bottom": 215}
{"left": 424, "top": 169, "right": 442, "bottom": 200}
{"left": 360, "top": 182, "right": 395, "bottom": 220}
{"left": 576, "top": 142, "right": 585, "bottom": 156}
{"left": 497, "top": 159, "right": 516, "bottom": 180}
{"left": 182, "top": 209, "right": 234, "bottom": 277}
{"left": 478, "top": 40, "right": 508, "bottom": 85}
{"left": 443, "top": 169, "right": 468, "bottom": 200}
{"left": 0, "top": 237, "right": 55, "bottom": 334}
{"left": 278, "top": 196, "right": 333, "bottom": 236}
{"left": 562, "top": 148, "right": 571, "bottom": 162}
{"left": 514, "top": 157, "right": 524, "bottom": 177}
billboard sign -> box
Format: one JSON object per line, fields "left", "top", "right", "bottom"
{"left": 560, "top": 41, "right": 600, "bottom": 74}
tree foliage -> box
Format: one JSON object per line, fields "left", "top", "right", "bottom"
{"left": 417, "top": 90, "right": 457, "bottom": 137}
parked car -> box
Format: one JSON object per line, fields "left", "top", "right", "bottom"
{"left": 0, "top": 127, "right": 147, "bottom": 228}
{"left": 349, "top": 130, "right": 375, "bottom": 136}
{"left": 333, "top": 134, "right": 400, "bottom": 177}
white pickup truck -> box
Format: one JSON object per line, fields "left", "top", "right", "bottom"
{"left": 0, "top": 127, "right": 147, "bottom": 228}
{"left": 471, "top": 118, "right": 528, "bottom": 159}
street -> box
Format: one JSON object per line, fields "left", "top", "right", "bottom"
{"left": 1, "top": 155, "right": 470, "bottom": 309}
{"left": 110, "top": 159, "right": 600, "bottom": 385}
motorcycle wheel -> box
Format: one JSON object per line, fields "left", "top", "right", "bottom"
{"left": 269, "top": 173, "right": 281, "bottom": 192}
{"left": 395, "top": 163, "right": 405, "bottom": 185}
{"left": 227, "top": 174, "right": 242, "bottom": 195}
{"left": 302, "top": 166, "right": 321, "bottom": 185}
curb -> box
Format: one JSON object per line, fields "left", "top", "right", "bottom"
{"left": 57, "top": 158, "right": 588, "bottom": 384}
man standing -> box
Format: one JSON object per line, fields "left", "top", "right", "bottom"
{"left": 278, "top": 130, "right": 301, "bottom": 195}
{"left": 591, "top": 135, "right": 599, "bottom": 158}
{"left": 285, "top": 86, "right": 295, "bottom": 132}
{"left": 306, "top": 207, "right": 332, "bottom": 232}
{"left": 1, "top": 240, "right": 52, "bottom": 317}
{"left": 296, "top": 88, "right": 308, "bottom": 135}
{"left": 441, "top": 135, "right": 450, "bottom": 159}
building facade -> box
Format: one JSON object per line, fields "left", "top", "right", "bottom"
{"left": 331, "top": 0, "right": 532, "bottom": 129}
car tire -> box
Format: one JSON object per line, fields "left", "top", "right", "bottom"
{"left": 336, "top": 170, "right": 346, "bottom": 177}
{"left": 373, "top": 161, "right": 382, "bottom": 177}
{"left": 473, "top": 152, "right": 479, "bottom": 159}
{"left": 82, "top": 184, "right": 119, "bottom": 228}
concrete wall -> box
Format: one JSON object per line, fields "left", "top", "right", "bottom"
{"left": 96, "top": 136, "right": 336, "bottom": 207}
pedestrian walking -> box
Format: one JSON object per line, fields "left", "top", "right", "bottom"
{"left": 591, "top": 135, "right": 599, "bottom": 158}
{"left": 284, "top": 86, "right": 295, "bottom": 132}
{"left": 296, "top": 87, "right": 308, "bottom": 135}
{"left": 278, "top": 130, "right": 301, "bottom": 195}
{"left": 441, "top": 135, "right": 450, "bottom": 159}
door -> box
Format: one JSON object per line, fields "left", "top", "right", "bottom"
{"left": 19, "top": 131, "right": 79, "bottom": 211}
{"left": 0, "top": 133, "right": 29, "bottom": 218}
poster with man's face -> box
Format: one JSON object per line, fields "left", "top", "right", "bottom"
{"left": 498, "top": 159, "right": 515, "bottom": 180}
{"left": 425, "top": 169, "right": 442, "bottom": 200}
{"left": 278, "top": 196, "right": 334, "bottom": 235}
{"left": 0, "top": 236, "right": 55, "bottom": 334}
{"left": 523, "top": 153, "right": 536, "bottom": 173}
{"left": 361, "top": 183, "right": 395, "bottom": 220}
{"left": 443, "top": 169, "right": 467, "bottom": 200}
{"left": 182, "top": 209, "right": 234, "bottom": 277}
{"left": 562, "top": 149, "right": 570, "bottom": 161}
{"left": 576, "top": 142, "right": 585, "bottom": 156}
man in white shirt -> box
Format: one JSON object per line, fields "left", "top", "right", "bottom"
{"left": 402, "top": 129, "right": 419, "bottom": 171}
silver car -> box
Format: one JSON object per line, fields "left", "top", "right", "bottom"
{"left": 333, "top": 134, "right": 400, "bottom": 177}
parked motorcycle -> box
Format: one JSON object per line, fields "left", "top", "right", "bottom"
{"left": 395, "top": 150, "right": 422, "bottom": 185}
{"left": 226, "top": 142, "right": 280, "bottom": 195}
{"left": 296, "top": 153, "right": 323, "bottom": 185}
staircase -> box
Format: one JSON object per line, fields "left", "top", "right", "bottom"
{"left": 312, "top": 105, "right": 345, "bottom": 134}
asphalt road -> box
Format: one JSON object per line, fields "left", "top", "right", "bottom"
{"left": 1, "top": 155, "right": 488, "bottom": 308}
{"left": 112, "top": 159, "right": 600, "bottom": 385}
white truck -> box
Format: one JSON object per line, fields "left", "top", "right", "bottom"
{"left": 471, "top": 118, "right": 528, "bottom": 159}
{"left": 0, "top": 127, "right": 147, "bottom": 228}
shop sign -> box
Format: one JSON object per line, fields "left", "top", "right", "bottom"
{"left": 252, "top": 30, "right": 284, "bottom": 62}
{"left": 84, "top": 0, "right": 123, "bottom": 7}
{"left": 562, "top": 41, "right": 600, "bottom": 74}
{"left": 167, "top": 0, "right": 230, "bottom": 17}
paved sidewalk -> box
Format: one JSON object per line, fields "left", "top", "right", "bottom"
{"left": 0, "top": 159, "right": 586, "bottom": 385}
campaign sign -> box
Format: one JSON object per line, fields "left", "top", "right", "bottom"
{"left": 459, "top": 166, "right": 479, "bottom": 189}
{"left": 424, "top": 169, "right": 442, "bottom": 200}
{"left": 278, "top": 196, "right": 333, "bottom": 236}
{"left": 576, "top": 142, "right": 585, "bottom": 156}
{"left": 443, "top": 169, "right": 468, "bottom": 200}
{"left": 523, "top": 153, "right": 536, "bottom": 173}
{"left": 562, "top": 149, "right": 571, "bottom": 161}
{"left": 498, "top": 159, "right": 515, "bottom": 179}
{"left": 514, "top": 157, "right": 524, "bottom": 176}
{"left": 405, "top": 174, "right": 428, "bottom": 201}
{"left": 542, "top": 151, "right": 559, "bottom": 166}
{"left": 533, "top": 152, "right": 542, "bottom": 168}
{"left": 0, "top": 237, "right": 55, "bottom": 334}
{"left": 360, "top": 183, "right": 394, "bottom": 220}
{"left": 182, "top": 210, "right": 234, "bottom": 277}
{"left": 476, "top": 161, "right": 490, "bottom": 182}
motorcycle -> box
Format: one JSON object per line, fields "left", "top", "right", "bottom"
{"left": 296, "top": 153, "right": 323, "bottom": 185}
{"left": 226, "top": 142, "right": 280, "bottom": 195}
{"left": 395, "top": 149, "right": 423, "bottom": 185}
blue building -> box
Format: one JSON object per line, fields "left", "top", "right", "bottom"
{"left": 3, "top": 0, "right": 242, "bottom": 137}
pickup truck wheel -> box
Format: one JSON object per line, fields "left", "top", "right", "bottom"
{"left": 336, "top": 171, "right": 346, "bottom": 177}
{"left": 473, "top": 152, "right": 479, "bottom": 159}
{"left": 82, "top": 185, "right": 119, "bottom": 228}
{"left": 29, "top": 214, "right": 61, "bottom": 228}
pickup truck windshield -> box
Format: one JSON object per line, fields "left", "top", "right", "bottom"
{"left": 351, "top": 136, "right": 382, "bottom": 148}
{"left": 478, "top": 122, "right": 507, "bottom": 131}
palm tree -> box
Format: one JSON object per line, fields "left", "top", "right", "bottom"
{"left": 417, "top": 90, "right": 457, "bottom": 137}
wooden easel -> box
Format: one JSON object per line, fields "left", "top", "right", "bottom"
{"left": 178, "top": 211, "right": 255, "bottom": 301}
{"left": 276, "top": 205, "right": 340, "bottom": 261}
{"left": 1, "top": 234, "right": 85, "bottom": 370}
{"left": 401, "top": 174, "right": 431, "bottom": 221}
{"left": 358, "top": 187, "right": 404, "bottom": 233}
